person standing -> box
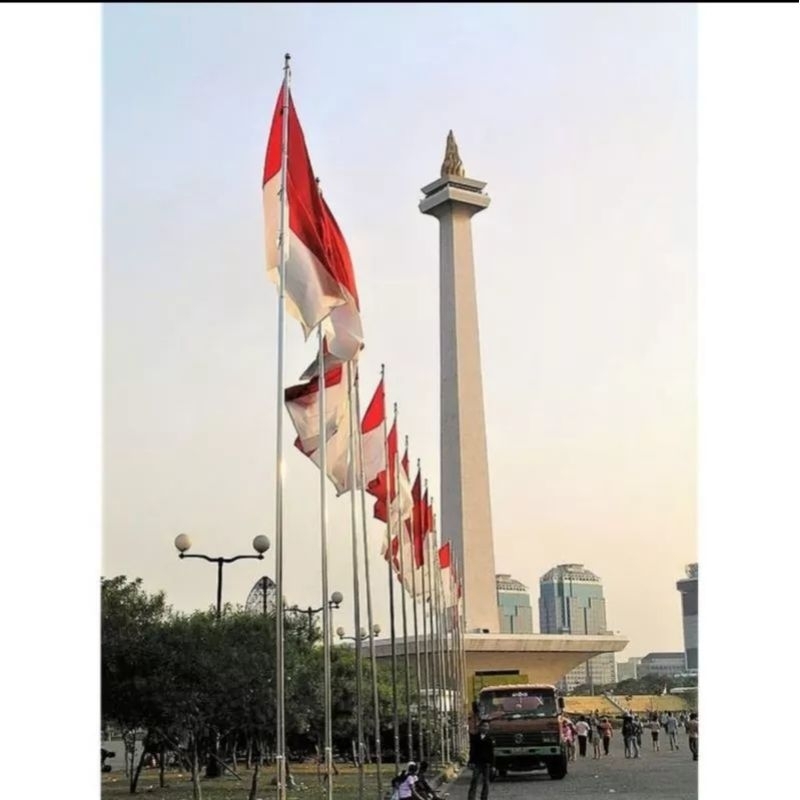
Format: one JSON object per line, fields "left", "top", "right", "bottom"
{"left": 648, "top": 715, "right": 661, "bottom": 751}
{"left": 467, "top": 721, "right": 495, "bottom": 800}
{"left": 561, "top": 718, "right": 576, "bottom": 762}
{"left": 574, "top": 716, "right": 590, "bottom": 758}
{"left": 621, "top": 714, "right": 639, "bottom": 759}
{"left": 686, "top": 713, "right": 699, "bottom": 761}
{"left": 666, "top": 712, "right": 680, "bottom": 750}
{"left": 599, "top": 717, "right": 613, "bottom": 757}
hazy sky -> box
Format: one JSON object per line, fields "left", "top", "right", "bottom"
{"left": 103, "top": 3, "right": 696, "bottom": 661}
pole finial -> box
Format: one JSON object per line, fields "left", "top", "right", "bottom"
{"left": 440, "top": 130, "right": 465, "bottom": 178}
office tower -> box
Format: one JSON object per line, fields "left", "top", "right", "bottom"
{"left": 496, "top": 573, "right": 534, "bottom": 633}
{"left": 676, "top": 562, "right": 698, "bottom": 671}
{"left": 539, "top": 564, "right": 616, "bottom": 691}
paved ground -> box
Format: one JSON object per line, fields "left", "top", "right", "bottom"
{"left": 445, "top": 745, "right": 698, "bottom": 800}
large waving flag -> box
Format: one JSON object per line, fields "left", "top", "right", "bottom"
{"left": 263, "top": 87, "right": 362, "bottom": 360}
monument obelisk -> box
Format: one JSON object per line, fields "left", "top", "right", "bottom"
{"left": 419, "top": 132, "right": 499, "bottom": 633}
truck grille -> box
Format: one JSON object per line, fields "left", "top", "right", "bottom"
{"left": 493, "top": 732, "right": 548, "bottom": 747}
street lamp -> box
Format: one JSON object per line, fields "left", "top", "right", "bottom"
{"left": 287, "top": 591, "right": 344, "bottom": 639}
{"left": 336, "top": 624, "right": 381, "bottom": 642}
{"left": 174, "top": 533, "right": 271, "bottom": 620}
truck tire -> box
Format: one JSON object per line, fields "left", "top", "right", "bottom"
{"left": 547, "top": 755, "right": 568, "bottom": 780}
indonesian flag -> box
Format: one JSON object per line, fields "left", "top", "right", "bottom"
{"left": 372, "top": 422, "right": 413, "bottom": 525}
{"left": 439, "top": 541, "right": 454, "bottom": 609}
{"left": 263, "top": 86, "right": 362, "bottom": 360}
{"left": 411, "top": 471, "right": 426, "bottom": 568}
{"left": 284, "top": 365, "right": 346, "bottom": 452}
{"left": 360, "top": 378, "right": 385, "bottom": 493}
{"left": 284, "top": 365, "right": 353, "bottom": 494}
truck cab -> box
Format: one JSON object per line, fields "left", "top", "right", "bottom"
{"left": 477, "top": 683, "right": 568, "bottom": 780}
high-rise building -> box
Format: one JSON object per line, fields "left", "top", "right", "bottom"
{"left": 539, "top": 564, "right": 616, "bottom": 691}
{"left": 676, "top": 563, "right": 698, "bottom": 671}
{"left": 616, "top": 657, "right": 642, "bottom": 683}
{"left": 496, "top": 574, "right": 533, "bottom": 633}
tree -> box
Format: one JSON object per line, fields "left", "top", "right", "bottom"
{"left": 101, "top": 576, "right": 169, "bottom": 793}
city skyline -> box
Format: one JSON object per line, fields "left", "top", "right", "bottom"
{"left": 103, "top": 4, "right": 696, "bottom": 661}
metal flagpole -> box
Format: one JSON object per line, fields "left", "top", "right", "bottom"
{"left": 317, "top": 327, "right": 335, "bottom": 800}
{"left": 430, "top": 505, "right": 444, "bottom": 764}
{"left": 395, "top": 419, "right": 413, "bottom": 761}
{"left": 419, "top": 486, "right": 432, "bottom": 761}
{"left": 353, "top": 369, "right": 383, "bottom": 798}
{"left": 274, "top": 53, "right": 291, "bottom": 800}
{"left": 409, "top": 453, "right": 424, "bottom": 763}
{"left": 428, "top": 513, "right": 446, "bottom": 764}
{"left": 421, "top": 480, "right": 434, "bottom": 762}
{"left": 346, "top": 362, "right": 365, "bottom": 800}
{"left": 383, "top": 372, "right": 400, "bottom": 772}
{"left": 459, "top": 586, "right": 469, "bottom": 752}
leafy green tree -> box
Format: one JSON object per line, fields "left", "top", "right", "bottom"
{"left": 101, "top": 576, "right": 169, "bottom": 793}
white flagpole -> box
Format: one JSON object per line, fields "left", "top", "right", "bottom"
{"left": 395, "top": 411, "right": 413, "bottom": 762}
{"left": 274, "top": 52, "right": 291, "bottom": 800}
{"left": 409, "top": 452, "right": 424, "bottom": 763}
{"left": 354, "top": 369, "right": 383, "bottom": 797}
{"left": 382, "top": 373, "right": 400, "bottom": 772}
{"left": 346, "top": 361, "right": 365, "bottom": 800}
{"left": 414, "top": 476, "right": 433, "bottom": 759}
{"left": 428, "top": 509, "right": 446, "bottom": 763}
{"left": 420, "top": 478, "right": 433, "bottom": 760}
{"left": 316, "top": 327, "right": 334, "bottom": 800}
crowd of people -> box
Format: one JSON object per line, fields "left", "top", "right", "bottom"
{"left": 560, "top": 710, "right": 698, "bottom": 762}
{"left": 391, "top": 705, "right": 698, "bottom": 800}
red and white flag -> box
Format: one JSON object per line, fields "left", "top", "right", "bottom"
{"left": 372, "top": 422, "right": 413, "bottom": 526}
{"left": 263, "top": 87, "right": 363, "bottom": 360}
{"left": 360, "top": 378, "right": 385, "bottom": 492}
{"left": 284, "top": 365, "right": 353, "bottom": 495}
{"left": 438, "top": 541, "right": 453, "bottom": 608}
{"left": 411, "top": 471, "right": 426, "bottom": 569}
{"left": 284, "top": 365, "right": 346, "bottom": 453}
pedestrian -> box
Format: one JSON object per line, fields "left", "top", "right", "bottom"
{"left": 561, "top": 718, "right": 576, "bottom": 762}
{"left": 648, "top": 715, "right": 661, "bottom": 751}
{"left": 467, "top": 720, "right": 495, "bottom": 800}
{"left": 686, "top": 712, "right": 698, "bottom": 761}
{"left": 633, "top": 714, "right": 643, "bottom": 749}
{"left": 592, "top": 725, "right": 602, "bottom": 759}
{"left": 599, "top": 717, "right": 613, "bottom": 756}
{"left": 621, "top": 714, "right": 639, "bottom": 759}
{"left": 666, "top": 712, "right": 679, "bottom": 750}
{"left": 574, "top": 716, "right": 590, "bottom": 757}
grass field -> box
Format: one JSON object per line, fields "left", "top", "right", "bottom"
{"left": 101, "top": 762, "right": 457, "bottom": 800}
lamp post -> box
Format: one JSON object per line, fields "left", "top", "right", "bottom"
{"left": 174, "top": 533, "right": 271, "bottom": 620}
{"left": 337, "top": 624, "right": 381, "bottom": 786}
{"left": 336, "top": 624, "right": 381, "bottom": 643}
{"left": 287, "top": 591, "right": 344, "bottom": 642}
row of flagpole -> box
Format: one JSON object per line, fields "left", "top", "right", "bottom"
{"left": 263, "top": 55, "right": 471, "bottom": 800}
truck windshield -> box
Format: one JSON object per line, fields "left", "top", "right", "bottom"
{"left": 479, "top": 690, "right": 557, "bottom": 720}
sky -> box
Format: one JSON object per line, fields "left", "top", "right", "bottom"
{"left": 103, "top": 3, "right": 697, "bottom": 661}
